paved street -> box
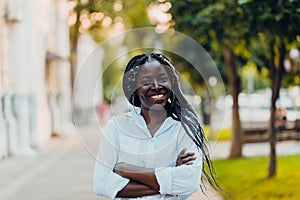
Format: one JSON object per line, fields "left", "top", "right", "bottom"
{"left": 0, "top": 125, "right": 103, "bottom": 200}
{"left": 0, "top": 124, "right": 221, "bottom": 200}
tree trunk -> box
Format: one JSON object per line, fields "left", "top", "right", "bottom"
{"left": 69, "top": 1, "right": 82, "bottom": 90}
{"left": 202, "top": 86, "right": 211, "bottom": 125}
{"left": 268, "top": 37, "right": 285, "bottom": 178}
{"left": 223, "top": 46, "right": 243, "bottom": 158}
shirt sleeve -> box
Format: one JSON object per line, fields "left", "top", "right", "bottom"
{"left": 154, "top": 128, "right": 203, "bottom": 195}
{"left": 93, "top": 118, "right": 130, "bottom": 199}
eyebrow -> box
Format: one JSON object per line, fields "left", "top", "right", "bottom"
{"left": 158, "top": 73, "right": 168, "bottom": 76}
{"left": 139, "top": 73, "right": 168, "bottom": 78}
{"left": 139, "top": 75, "right": 151, "bottom": 79}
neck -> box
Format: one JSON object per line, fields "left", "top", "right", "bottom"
{"left": 141, "top": 106, "right": 167, "bottom": 125}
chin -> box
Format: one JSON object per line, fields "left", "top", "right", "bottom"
{"left": 149, "top": 104, "right": 166, "bottom": 111}
{"left": 140, "top": 100, "right": 168, "bottom": 111}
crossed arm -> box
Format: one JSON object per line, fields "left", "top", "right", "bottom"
{"left": 114, "top": 148, "right": 196, "bottom": 198}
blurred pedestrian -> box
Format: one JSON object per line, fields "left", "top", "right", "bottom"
{"left": 275, "top": 107, "right": 287, "bottom": 130}
{"left": 94, "top": 53, "right": 220, "bottom": 199}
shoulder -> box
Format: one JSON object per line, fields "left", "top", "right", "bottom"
{"left": 108, "top": 111, "right": 135, "bottom": 126}
{"left": 104, "top": 112, "right": 132, "bottom": 130}
{"left": 104, "top": 111, "right": 141, "bottom": 137}
{"left": 101, "top": 113, "right": 132, "bottom": 145}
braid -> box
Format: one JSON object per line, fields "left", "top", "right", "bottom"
{"left": 122, "top": 53, "right": 221, "bottom": 192}
{"left": 123, "top": 54, "right": 147, "bottom": 106}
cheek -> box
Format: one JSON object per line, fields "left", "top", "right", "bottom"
{"left": 163, "top": 82, "right": 172, "bottom": 90}
{"left": 136, "top": 87, "right": 149, "bottom": 99}
{"left": 137, "top": 86, "right": 148, "bottom": 94}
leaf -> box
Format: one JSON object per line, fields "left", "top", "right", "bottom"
{"left": 275, "top": 14, "right": 283, "bottom": 21}
{"left": 238, "top": 0, "right": 252, "bottom": 5}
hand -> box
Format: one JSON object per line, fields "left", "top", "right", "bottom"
{"left": 176, "top": 148, "right": 196, "bottom": 166}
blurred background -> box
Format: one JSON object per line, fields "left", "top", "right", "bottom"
{"left": 0, "top": 0, "right": 300, "bottom": 200}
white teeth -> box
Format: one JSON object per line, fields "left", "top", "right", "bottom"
{"left": 150, "top": 94, "right": 164, "bottom": 99}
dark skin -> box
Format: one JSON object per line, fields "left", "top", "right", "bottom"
{"left": 137, "top": 61, "right": 172, "bottom": 135}
{"left": 115, "top": 61, "right": 196, "bottom": 198}
{"left": 116, "top": 181, "right": 159, "bottom": 198}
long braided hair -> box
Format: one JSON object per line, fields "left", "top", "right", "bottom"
{"left": 122, "top": 53, "right": 220, "bottom": 192}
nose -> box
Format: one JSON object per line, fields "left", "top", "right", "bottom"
{"left": 151, "top": 80, "right": 161, "bottom": 90}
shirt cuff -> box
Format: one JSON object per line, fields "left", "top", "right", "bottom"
{"left": 155, "top": 167, "right": 172, "bottom": 195}
{"left": 103, "top": 172, "right": 130, "bottom": 199}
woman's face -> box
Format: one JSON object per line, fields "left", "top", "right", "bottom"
{"left": 136, "top": 60, "right": 172, "bottom": 110}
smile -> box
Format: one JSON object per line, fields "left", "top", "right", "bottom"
{"left": 149, "top": 93, "right": 166, "bottom": 101}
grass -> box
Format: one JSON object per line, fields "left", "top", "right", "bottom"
{"left": 213, "top": 154, "right": 300, "bottom": 200}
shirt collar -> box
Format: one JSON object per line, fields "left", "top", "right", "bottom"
{"left": 129, "top": 108, "right": 179, "bottom": 138}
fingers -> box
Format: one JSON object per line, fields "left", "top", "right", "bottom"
{"left": 178, "top": 148, "right": 187, "bottom": 157}
{"left": 181, "top": 154, "right": 196, "bottom": 164}
{"left": 181, "top": 152, "right": 195, "bottom": 159}
{"left": 176, "top": 149, "right": 196, "bottom": 166}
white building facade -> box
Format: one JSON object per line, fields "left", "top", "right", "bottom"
{"left": 0, "top": 0, "right": 73, "bottom": 158}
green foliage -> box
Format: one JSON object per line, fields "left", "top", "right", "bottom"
{"left": 102, "top": 59, "right": 123, "bottom": 103}
{"left": 240, "top": 62, "right": 270, "bottom": 92}
{"left": 240, "top": 0, "right": 300, "bottom": 88}
{"left": 70, "top": 0, "right": 300, "bottom": 101}
{"left": 214, "top": 155, "right": 300, "bottom": 199}
{"left": 169, "top": 0, "right": 251, "bottom": 92}
{"left": 123, "top": 1, "right": 151, "bottom": 28}
{"left": 169, "top": 0, "right": 300, "bottom": 91}
{"left": 241, "top": 0, "right": 300, "bottom": 39}
{"left": 70, "top": 0, "right": 153, "bottom": 102}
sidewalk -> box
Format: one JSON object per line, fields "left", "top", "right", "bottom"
{"left": 0, "top": 124, "right": 222, "bottom": 200}
{"left": 0, "top": 126, "right": 104, "bottom": 200}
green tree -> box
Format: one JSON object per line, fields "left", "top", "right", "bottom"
{"left": 69, "top": 0, "right": 152, "bottom": 101}
{"left": 240, "top": 0, "right": 300, "bottom": 178}
{"left": 169, "top": 0, "right": 247, "bottom": 158}
{"left": 169, "top": 2, "right": 300, "bottom": 172}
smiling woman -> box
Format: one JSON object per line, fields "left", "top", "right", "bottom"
{"left": 93, "top": 53, "right": 221, "bottom": 199}
{"left": 136, "top": 60, "right": 171, "bottom": 114}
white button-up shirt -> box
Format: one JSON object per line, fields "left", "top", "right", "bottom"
{"left": 94, "top": 109, "right": 203, "bottom": 200}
